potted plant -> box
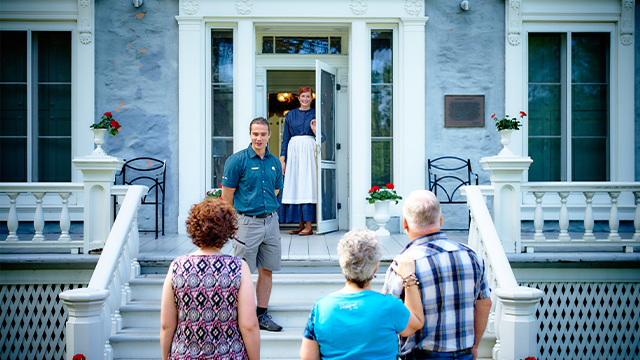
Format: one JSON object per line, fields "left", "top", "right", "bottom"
{"left": 205, "top": 188, "right": 222, "bottom": 199}
{"left": 492, "top": 111, "right": 526, "bottom": 156}
{"left": 89, "top": 112, "right": 122, "bottom": 156}
{"left": 366, "top": 183, "right": 402, "bottom": 236}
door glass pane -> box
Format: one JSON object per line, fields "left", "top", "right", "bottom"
{"left": 38, "top": 85, "right": 72, "bottom": 136}
{"left": 321, "top": 168, "right": 337, "bottom": 221}
{"left": 371, "top": 31, "right": 392, "bottom": 84}
{"left": 212, "top": 139, "right": 233, "bottom": 188}
{"left": 572, "top": 138, "right": 607, "bottom": 181}
{"left": 212, "top": 30, "right": 233, "bottom": 83}
{"left": 572, "top": 84, "right": 607, "bottom": 137}
{"left": 0, "top": 138, "right": 27, "bottom": 182}
{"left": 0, "top": 85, "right": 28, "bottom": 136}
{"left": 0, "top": 31, "right": 27, "bottom": 82}
{"left": 572, "top": 33, "right": 608, "bottom": 84}
{"left": 372, "top": 140, "right": 392, "bottom": 186}
{"left": 528, "top": 138, "right": 561, "bottom": 181}
{"left": 38, "top": 138, "right": 71, "bottom": 182}
{"left": 320, "top": 69, "right": 335, "bottom": 161}
{"left": 212, "top": 86, "right": 233, "bottom": 137}
{"left": 371, "top": 85, "right": 392, "bottom": 137}
{"left": 528, "top": 33, "right": 560, "bottom": 83}
{"left": 37, "top": 32, "right": 72, "bottom": 83}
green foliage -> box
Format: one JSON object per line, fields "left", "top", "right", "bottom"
{"left": 90, "top": 112, "right": 121, "bottom": 136}
{"left": 205, "top": 189, "right": 222, "bottom": 198}
{"left": 366, "top": 184, "right": 402, "bottom": 205}
{"left": 492, "top": 111, "right": 527, "bottom": 131}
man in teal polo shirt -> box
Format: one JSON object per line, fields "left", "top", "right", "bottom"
{"left": 221, "top": 117, "right": 284, "bottom": 332}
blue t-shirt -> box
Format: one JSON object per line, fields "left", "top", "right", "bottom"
{"left": 221, "top": 144, "right": 283, "bottom": 215}
{"left": 303, "top": 291, "right": 410, "bottom": 360}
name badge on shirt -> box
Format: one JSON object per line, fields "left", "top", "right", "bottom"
{"left": 251, "top": 167, "right": 259, "bottom": 170}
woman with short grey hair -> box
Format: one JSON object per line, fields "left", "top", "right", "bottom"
{"left": 300, "top": 229, "right": 424, "bottom": 360}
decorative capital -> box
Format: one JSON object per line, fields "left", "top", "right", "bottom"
{"left": 350, "top": 0, "right": 367, "bottom": 16}
{"left": 77, "top": 0, "right": 92, "bottom": 45}
{"left": 181, "top": 0, "right": 199, "bottom": 15}
{"left": 404, "top": 0, "right": 422, "bottom": 16}
{"left": 235, "top": 0, "right": 253, "bottom": 15}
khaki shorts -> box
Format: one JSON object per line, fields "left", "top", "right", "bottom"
{"left": 233, "top": 212, "right": 281, "bottom": 273}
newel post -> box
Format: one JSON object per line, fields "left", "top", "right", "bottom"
{"left": 59, "top": 288, "right": 110, "bottom": 360}
{"left": 494, "top": 287, "right": 544, "bottom": 360}
{"left": 73, "top": 154, "right": 123, "bottom": 254}
{"left": 479, "top": 156, "right": 532, "bottom": 253}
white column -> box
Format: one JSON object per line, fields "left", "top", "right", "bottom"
{"left": 479, "top": 156, "right": 532, "bottom": 253}
{"left": 399, "top": 18, "right": 428, "bottom": 221}
{"left": 349, "top": 20, "right": 369, "bottom": 229}
{"left": 73, "top": 156, "right": 123, "bottom": 254}
{"left": 616, "top": 1, "right": 635, "bottom": 181}
{"left": 177, "top": 18, "right": 204, "bottom": 234}
{"left": 234, "top": 20, "right": 255, "bottom": 153}
{"left": 59, "top": 288, "right": 110, "bottom": 360}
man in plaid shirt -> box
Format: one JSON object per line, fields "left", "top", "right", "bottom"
{"left": 382, "top": 190, "right": 492, "bottom": 360}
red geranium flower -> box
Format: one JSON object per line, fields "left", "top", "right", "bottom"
{"left": 104, "top": 112, "right": 112, "bottom": 118}
{"left": 111, "top": 120, "right": 121, "bottom": 130}
{"left": 520, "top": 111, "right": 527, "bottom": 117}
{"left": 385, "top": 183, "right": 394, "bottom": 190}
{"left": 369, "top": 186, "right": 380, "bottom": 193}
{"left": 491, "top": 114, "right": 496, "bottom": 119}
{"left": 524, "top": 357, "right": 536, "bottom": 360}
{"left": 73, "top": 355, "right": 86, "bottom": 360}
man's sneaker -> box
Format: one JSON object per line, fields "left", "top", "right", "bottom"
{"left": 258, "top": 313, "right": 283, "bottom": 332}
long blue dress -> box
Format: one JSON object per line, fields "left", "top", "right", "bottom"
{"left": 278, "top": 108, "right": 317, "bottom": 223}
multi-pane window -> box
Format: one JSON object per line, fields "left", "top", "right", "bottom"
{"left": 210, "top": 30, "right": 234, "bottom": 189}
{"left": 0, "top": 31, "right": 72, "bottom": 182}
{"left": 528, "top": 32, "right": 609, "bottom": 181}
{"left": 371, "top": 30, "right": 393, "bottom": 186}
{"left": 261, "top": 36, "right": 341, "bottom": 54}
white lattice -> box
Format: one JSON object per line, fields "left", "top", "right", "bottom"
{"left": 520, "top": 282, "right": 640, "bottom": 360}
{"left": 0, "top": 283, "right": 85, "bottom": 360}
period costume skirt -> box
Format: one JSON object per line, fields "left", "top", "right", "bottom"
{"left": 280, "top": 136, "right": 317, "bottom": 223}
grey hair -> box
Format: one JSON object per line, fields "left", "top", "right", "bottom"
{"left": 403, "top": 190, "right": 441, "bottom": 231}
{"left": 249, "top": 117, "right": 270, "bottom": 133}
{"left": 338, "top": 229, "right": 382, "bottom": 287}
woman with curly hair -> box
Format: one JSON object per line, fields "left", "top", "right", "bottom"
{"left": 160, "top": 198, "right": 260, "bottom": 360}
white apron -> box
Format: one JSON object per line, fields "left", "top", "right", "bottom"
{"left": 282, "top": 136, "right": 317, "bottom": 204}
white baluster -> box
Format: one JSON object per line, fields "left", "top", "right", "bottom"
{"left": 533, "top": 192, "right": 545, "bottom": 242}
{"left": 112, "top": 261, "right": 123, "bottom": 333}
{"left": 103, "top": 302, "right": 113, "bottom": 360}
{"left": 582, "top": 192, "right": 596, "bottom": 241}
{"left": 633, "top": 192, "right": 640, "bottom": 242}
{"left": 130, "top": 216, "right": 141, "bottom": 278}
{"left": 109, "top": 279, "right": 119, "bottom": 335}
{"left": 32, "top": 192, "right": 46, "bottom": 242}
{"left": 607, "top": 191, "right": 621, "bottom": 241}
{"left": 59, "top": 192, "right": 71, "bottom": 243}
{"left": 120, "top": 248, "right": 130, "bottom": 306}
{"left": 6, "top": 193, "right": 19, "bottom": 242}
{"left": 557, "top": 191, "right": 570, "bottom": 241}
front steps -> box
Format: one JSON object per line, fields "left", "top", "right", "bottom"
{"left": 112, "top": 262, "right": 386, "bottom": 359}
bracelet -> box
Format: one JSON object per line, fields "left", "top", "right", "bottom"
{"left": 402, "top": 273, "right": 419, "bottom": 288}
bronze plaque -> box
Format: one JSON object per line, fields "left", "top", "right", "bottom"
{"left": 444, "top": 95, "right": 485, "bottom": 127}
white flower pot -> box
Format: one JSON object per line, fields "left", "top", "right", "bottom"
{"left": 373, "top": 200, "right": 391, "bottom": 236}
{"left": 91, "top": 128, "right": 108, "bottom": 156}
{"left": 498, "top": 129, "right": 514, "bottom": 156}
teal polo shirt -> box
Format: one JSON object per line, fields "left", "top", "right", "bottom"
{"left": 221, "top": 144, "right": 283, "bottom": 215}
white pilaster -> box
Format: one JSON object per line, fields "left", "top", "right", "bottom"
{"left": 616, "top": 0, "right": 635, "bottom": 180}
{"left": 399, "top": 17, "right": 427, "bottom": 217}
{"left": 494, "top": 287, "right": 544, "bottom": 360}
{"left": 234, "top": 20, "right": 255, "bottom": 152}
{"left": 177, "top": 18, "right": 204, "bottom": 234}
{"left": 59, "top": 288, "right": 110, "bottom": 360}
{"left": 349, "top": 20, "right": 369, "bottom": 229}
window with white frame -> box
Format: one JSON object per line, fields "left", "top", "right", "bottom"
{"left": 527, "top": 31, "right": 610, "bottom": 181}
{"left": 371, "top": 30, "right": 393, "bottom": 186}
{"left": 0, "top": 30, "right": 72, "bottom": 182}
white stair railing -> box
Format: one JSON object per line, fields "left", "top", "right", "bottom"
{"left": 0, "top": 183, "right": 85, "bottom": 254}
{"left": 59, "top": 185, "right": 147, "bottom": 360}
{"left": 521, "top": 182, "right": 640, "bottom": 253}
{"left": 462, "top": 185, "right": 544, "bottom": 360}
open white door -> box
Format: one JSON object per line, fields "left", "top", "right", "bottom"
{"left": 315, "top": 60, "right": 338, "bottom": 234}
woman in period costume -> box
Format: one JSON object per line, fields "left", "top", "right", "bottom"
{"left": 280, "top": 85, "right": 318, "bottom": 236}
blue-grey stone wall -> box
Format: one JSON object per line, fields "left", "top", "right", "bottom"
{"left": 424, "top": 0, "right": 504, "bottom": 228}
{"left": 636, "top": 5, "right": 639, "bottom": 181}
{"left": 94, "top": 0, "right": 179, "bottom": 233}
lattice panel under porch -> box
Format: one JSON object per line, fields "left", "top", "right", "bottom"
{"left": 0, "top": 284, "right": 85, "bottom": 360}
{"left": 520, "top": 282, "right": 640, "bottom": 360}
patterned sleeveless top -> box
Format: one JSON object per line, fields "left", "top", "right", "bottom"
{"left": 169, "top": 254, "right": 247, "bottom": 360}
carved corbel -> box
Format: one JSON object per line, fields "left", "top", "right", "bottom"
{"left": 256, "top": 67, "right": 265, "bottom": 93}
{"left": 78, "top": 0, "right": 92, "bottom": 44}
{"left": 506, "top": 0, "right": 522, "bottom": 46}
{"left": 620, "top": 0, "right": 634, "bottom": 46}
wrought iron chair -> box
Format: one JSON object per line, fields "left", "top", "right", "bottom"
{"left": 114, "top": 157, "right": 166, "bottom": 238}
{"left": 427, "top": 156, "right": 478, "bottom": 228}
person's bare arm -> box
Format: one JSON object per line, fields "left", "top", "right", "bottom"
{"left": 300, "top": 338, "right": 321, "bottom": 360}
{"left": 160, "top": 270, "right": 177, "bottom": 360}
{"left": 237, "top": 260, "right": 260, "bottom": 360}
{"left": 279, "top": 156, "right": 286, "bottom": 175}
{"left": 221, "top": 186, "right": 235, "bottom": 207}
{"left": 391, "top": 254, "right": 424, "bottom": 336}
{"left": 472, "top": 297, "right": 492, "bottom": 359}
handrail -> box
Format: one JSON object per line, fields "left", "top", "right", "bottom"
{"left": 522, "top": 181, "right": 640, "bottom": 191}
{"left": 0, "top": 182, "right": 84, "bottom": 192}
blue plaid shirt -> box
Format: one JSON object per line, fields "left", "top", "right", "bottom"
{"left": 382, "top": 232, "right": 491, "bottom": 355}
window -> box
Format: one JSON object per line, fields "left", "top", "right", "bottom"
{"left": 0, "top": 30, "right": 72, "bottom": 182}
{"left": 527, "top": 32, "right": 609, "bottom": 181}
{"left": 210, "top": 29, "right": 234, "bottom": 189}
{"left": 261, "top": 36, "right": 342, "bottom": 54}
{"left": 371, "top": 30, "right": 393, "bottom": 186}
